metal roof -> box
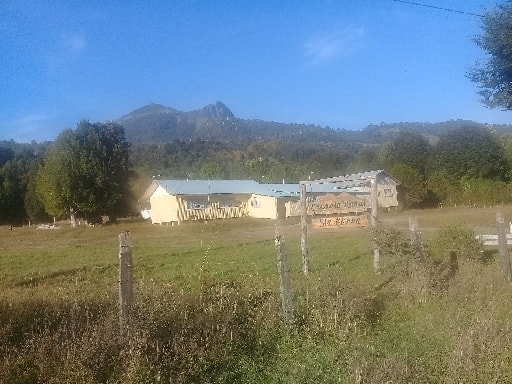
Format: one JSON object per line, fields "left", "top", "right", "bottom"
{"left": 144, "top": 171, "right": 396, "bottom": 199}
{"left": 256, "top": 184, "right": 301, "bottom": 197}
{"left": 256, "top": 183, "right": 368, "bottom": 196}
{"left": 300, "top": 170, "right": 390, "bottom": 185}
{"left": 155, "top": 179, "right": 261, "bottom": 195}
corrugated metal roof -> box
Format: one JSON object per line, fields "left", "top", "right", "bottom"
{"left": 257, "top": 184, "right": 301, "bottom": 197}
{"left": 150, "top": 171, "right": 396, "bottom": 198}
{"left": 155, "top": 179, "right": 261, "bottom": 195}
{"left": 300, "top": 170, "right": 388, "bottom": 185}
{"left": 259, "top": 183, "right": 368, "bottom": 196}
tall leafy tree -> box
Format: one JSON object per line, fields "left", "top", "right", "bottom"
{"left": 24, "top": 161, "right": 50, "bottom": 223}
{"left": 37, "top": 120, "right": 130, "bottom": 226}
{"left": 0, "top": 161, "right": 26, "bottom": 224}
{"left": 427, "top": 170, "right": 462, "bottom": 206}
{"left": 380, "top": 131, "right": 432, "bottom": 175}
{"left": 389, "top": 163, "right": 428, "bottom": 208}
{"left": 435, "top": 126, "right": 509, "bottom": 181}
{"left": 469, "top": 0, "right": 512, "bottom": 109}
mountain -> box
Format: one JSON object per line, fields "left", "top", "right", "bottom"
{"left": 117, "top": 101, "right": 512, "bottom": 145}
{"left": 116, "top": 101, "right": 348, "bottom": 144}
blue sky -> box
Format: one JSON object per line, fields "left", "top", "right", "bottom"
{"left": 1, "top": 0, "right": 510, "bottom": 142}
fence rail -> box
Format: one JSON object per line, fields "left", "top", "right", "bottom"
{"left": 476, "top": 234, "right": 512, "bottom": 246}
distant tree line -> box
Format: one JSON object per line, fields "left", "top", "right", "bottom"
{"left": 3, "top": 119, "right": 512, "bottom": 226}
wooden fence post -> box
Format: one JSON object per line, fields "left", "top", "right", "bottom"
{"left": 496, "top": 212, "right": 511, "bottom": 282}
{"left": 409, "top": 217, "right": 426, "bottom": 263}
{"left": 300, "top": 183, "right": 309, "bottom": 276}
{"left": 276, "top": 229, "right": 294, "bottom": 326}
{"left": 119, "top": 230, "right": 133, "bottom": 328}
{"left": 370, "top": 178, "right": 380, "bottom": 273}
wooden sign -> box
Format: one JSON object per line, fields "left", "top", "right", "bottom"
{"left": 313, "top": 215, "right": 368, "bottom": 228}
{"left": 311, "top": 193, "right": 368, "bottom": 215}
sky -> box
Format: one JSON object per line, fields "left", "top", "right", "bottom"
{"left": 1, "top": 0, "right": 510, "bottom": 143}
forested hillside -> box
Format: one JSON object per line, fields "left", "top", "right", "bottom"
{"left": 1, "top": 102, "right": 512, "bottom": 225}
{"left": 118, "top": 101, "right": 512, "bottom": 145}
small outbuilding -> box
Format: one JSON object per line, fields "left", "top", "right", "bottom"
{"left": 248, "top": 184, "right": 300, "bottom": 220}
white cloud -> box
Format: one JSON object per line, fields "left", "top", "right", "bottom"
{"left": 0, "top": 113, "right": 59, "bottom": 142}
{"left": 303, "top": 25, "right": 364, "bottom": 65}
{"left": 62, "top": 31, "right": 87, "bottom": 53}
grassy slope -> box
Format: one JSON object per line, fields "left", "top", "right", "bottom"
{"left": 1, "top": 208, "right": 512, "bottom": 383}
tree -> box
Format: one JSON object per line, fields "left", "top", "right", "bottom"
{"left": 389, "top": 163, "right": 428, "bottom": 208}
{"left": 469, "top": 1, "right": 512, "bottom": 109}
{"left": 435, "top": 126, "right": 509, "bottom": 181}
{"left": 0, "top": 161, "right": 25, "bottom": 224}
{"left": 427, "top": 170, "right": 462, "bottom": 206}
{"left": 380, "top": 131, "right": 432, "bottom": 175}
{"left": 200, "top": 162, "right": 225, "bottom": 179}
{"left": 37, "top": 121, "right": 130, "bottom": 226}
{"left": 24, "top": 161, "right": 50, "bottom": 223}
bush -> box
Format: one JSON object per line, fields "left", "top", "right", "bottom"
{"left": 426, "top": 224, "right": 482, "bottom": 264}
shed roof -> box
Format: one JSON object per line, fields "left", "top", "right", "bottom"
{"left": 300, "top": 170, "right": 396, "bottom": 186}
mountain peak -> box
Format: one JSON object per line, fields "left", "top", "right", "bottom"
{"left": 118, "top": 103, "right": 177, "bottom": 120}
{"left": 200, "top": 101, "right": 234, "bottom": 119}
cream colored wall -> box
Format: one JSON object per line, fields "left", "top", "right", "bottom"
{"left": 149, "top": 191, "right": 178, "bottom": 224}
{"left": 248, "top": 194, "right": 278, "bottom": 219}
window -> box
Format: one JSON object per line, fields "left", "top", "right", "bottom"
{"left": 251, "top": 197, "right": 261, "bottom": 208}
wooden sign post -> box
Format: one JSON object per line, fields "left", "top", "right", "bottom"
{"left": 298, "top": 172, "right": 382, "bottom": 276}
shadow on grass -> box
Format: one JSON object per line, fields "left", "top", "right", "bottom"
{"left": 479, "top": 249, "right": 498, "bottom": 265}
{"left": 15, "top": 265, "right": 115, "bottom": 287}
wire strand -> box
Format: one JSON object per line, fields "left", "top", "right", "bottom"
{"left": 392, "top": 0, "right": 484, "bottom": 18}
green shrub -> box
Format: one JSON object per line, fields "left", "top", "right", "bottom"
{"left": 426, "top": 223, "right": 482, "bottom": 263}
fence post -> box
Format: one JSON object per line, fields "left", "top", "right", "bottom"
{"left": 300, "top": 183, "right": 309, "bottom": 276}
{"left": 409, "top": 217, "right": 426, "bottom": 263}
{"left": 496, "top": 212, "right": 511, "bottom": 282}
{"left": 276, "top": 229, "right": 294, "bottom": 326}
{"left": 119, "top": 230, "right": 133, "bottom": 328}
{"left": 370, "top": 178, "right": 380, "bottom": 273}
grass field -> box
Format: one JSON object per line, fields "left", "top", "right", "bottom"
{"left": 2, "top": 206, "right": 512, "bottom": 383}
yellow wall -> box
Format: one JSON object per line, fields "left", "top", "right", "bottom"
{"left": 150, "top": 194, "right": 178, "bottom": 224}
{"left": 248, "top": 194, "right": 278, "bottom": 219}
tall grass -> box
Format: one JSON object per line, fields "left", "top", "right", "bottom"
{"left": 2, "top": 208, "right": 512, "bottom": 382}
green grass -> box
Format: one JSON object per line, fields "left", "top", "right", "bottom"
{"left": 2, "top": 208, "right": 512, "bottom": 383}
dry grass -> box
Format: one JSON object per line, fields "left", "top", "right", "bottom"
{"left": 1, "top": 207, "right": 512, "bottom": 383}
